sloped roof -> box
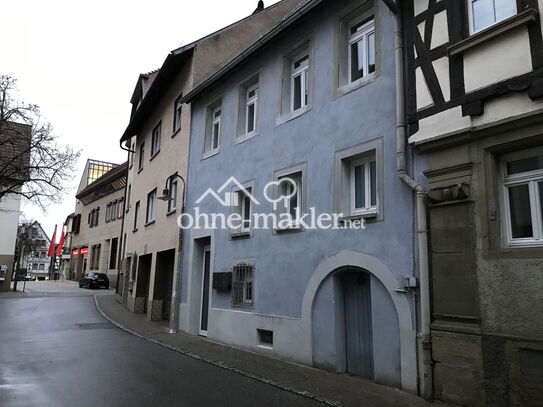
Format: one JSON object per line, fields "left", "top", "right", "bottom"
{"left": 182, "top": 0, "right": 319, "bottom": 103}
{"left": 76, "top": 162, "right": 127, "bottom": 205}
{"left": 120, "top": 0, "right": 301, "bottom": 142}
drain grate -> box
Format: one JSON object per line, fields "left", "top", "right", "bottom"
{"left": 76, "top": 322, "right": 113, "bottom": 330}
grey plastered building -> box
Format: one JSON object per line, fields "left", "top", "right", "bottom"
{"left": 119, "top": 0, "right": 302, "bottom": 322}
{"left": 179, "top": 0, "right": 425, "bottom": 393}
{"left": 404, "top": 0, "right": 543, "bottom": 405}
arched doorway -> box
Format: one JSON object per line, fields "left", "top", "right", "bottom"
{"left": 311, "top": 266, "right": 400, "bottom": 386}
{"left": 302, "top": 251, "right": 417, "bottom": 392}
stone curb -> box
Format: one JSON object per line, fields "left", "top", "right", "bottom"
{"left": 94, "top": 294, "right": 340, "bottom": 407}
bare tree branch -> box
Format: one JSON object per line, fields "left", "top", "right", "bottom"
{"left": 0, "top": 75, "right": 81, "bottom": 209}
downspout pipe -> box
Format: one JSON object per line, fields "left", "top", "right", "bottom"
{"left": 169, "top": 175, "right": 186, "bottom": 334}
{"left": 391, "top": 2, "right": 433, "bottom": 399}
{"left": 116, "top": 140, "right": 133, "bottom": 294}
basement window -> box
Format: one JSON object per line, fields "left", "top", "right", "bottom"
{"left": 257, "top": 329, "right": 273, "bottom": 347}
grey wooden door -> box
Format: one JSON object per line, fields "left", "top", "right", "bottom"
{"left": 343, "top": 272, "right": 373, "bottom": 378}
{"left": 199, "top": 248, "right": 211, "bottom": 335}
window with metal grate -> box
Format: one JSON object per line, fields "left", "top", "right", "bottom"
{"left": 232, "top": 263, "right": 254, "bottom": 306}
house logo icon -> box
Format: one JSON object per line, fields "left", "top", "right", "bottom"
{"left": 195, "top": 176, "right": 260, "bottom": 207}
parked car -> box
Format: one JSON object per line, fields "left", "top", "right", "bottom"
{"left": 25, "top": 273, "right": 36, "bottom": 281}
{"left": 79, "top": 273, "right": 109, "bottom": 289}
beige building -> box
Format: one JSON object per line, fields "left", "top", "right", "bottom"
{"left": 119, "top": 0, "right": 300, "bottom": 322}
{"left": 405, "top": 0, "right": 543, "bottom": 405}
{"left": 70, "top": 159, "right": 127, "bottom": 288}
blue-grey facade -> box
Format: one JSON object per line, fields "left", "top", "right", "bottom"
{"left": 178, "top": 0, "right": 422, "bottom": 392}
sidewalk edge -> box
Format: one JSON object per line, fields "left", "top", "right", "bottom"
{"left": 94, "top": 294, "right": 340, "bottom": 407}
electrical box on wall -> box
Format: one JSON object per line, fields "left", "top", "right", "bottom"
{"left": 213, "top": 272, "right": 232, "bottom": 291}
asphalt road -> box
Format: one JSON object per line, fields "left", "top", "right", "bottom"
{"left": 0, "top": 284, "right": 320, "bottom": 407}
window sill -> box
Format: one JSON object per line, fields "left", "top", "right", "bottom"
{"left": 231, "top": 303, "right": 253, "bottom": 309}
{"left": 504, "top": 239, "right": 543, "bottom": 248}
{"left": 166, "top": 209, "right": 177, "bottom": 217}
{"left": 144, "top": 220, "right": 155, "bottom": 227}
{"left": 275, "top": 224, "right": 304, "bottom": 233}
{"left": 335, "top": 72, "right": 377, "bottom": 99}
{"left": 132, "top": 228, "right": 138, "bottom": 233}
{"left": 201, "top": 148, "right": 220, "bottom": 160}
{"left": 449, "top": 9, "right": 538, "bottom": 56}
{"left": 276, "top": 105, "right": 311, "bottom": 127}
{"left": 137, "top": 167, "right": 143, "bottom": 174}
{"left": 149, "top": 151, "right": 160, "bottom": 162}
{"left": 230, "top": 230, "right": 251, "bottom": 239}
{"left": 172, "top": 128, "right": 181, "bottom": 138}
{"left": 235, "top": 131, "right": 258, "bottom": 145}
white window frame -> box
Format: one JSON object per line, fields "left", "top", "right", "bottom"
{"left": 146, "top": 189, "right": 157, "bottom": 224}
{"left": 230, "top": 185, "right": 254, "bottom": 236}
{"left": 501, "top": 149, "right": 543, "bottom": 247}
{"left": 232, "top": 263, "right": 254, "bottom": 307}
{"left": 133, "top": 201, "right": 140, "bottom": 231}
{"left": 467, "top": 0, "right": 517, "bottom": 34}
{"left": 347, "top": 18, "right": 375, "bottom": 83}
{"left": 290, "top": 54, "right": 309, "bottom": 112}
{"left": 211, "top": 106, "right": 221, "bottom": 151}
{"left": 168, "top": 178, "right": 178, "bottom": 213}
{"left": 239, "top": 189, "right": 252, "bottom": 233}
{"left": 279, "top": 174, "right": 303, "bottom": 228}
{"left": 350, "top": 156, "right": 377, "bottom": 216}
{"left": 151, "top": 122, "right": 161, "bottom": 157}
{"left": 138, "top": 143, "right": 144, "bottom": 171}
{"left": 173, "top": 96, "right": 182, "bottom": 133}
{"left": 245, "top": 84, "right": 258, "bottom": 135}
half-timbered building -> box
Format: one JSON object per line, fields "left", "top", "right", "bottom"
{"left": 403, "top": 0, "right": 543, "bottom": 405}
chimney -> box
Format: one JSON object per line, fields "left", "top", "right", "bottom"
{"left": 253, "top": 0, "right": 264, "bottom": 14}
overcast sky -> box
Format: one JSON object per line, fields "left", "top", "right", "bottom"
{"left": 2, "top": 0, "right": 281, "bottom": 240}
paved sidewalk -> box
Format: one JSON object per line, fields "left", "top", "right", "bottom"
{"left": 95, "top": 293, "right": 443, "bottom": 407}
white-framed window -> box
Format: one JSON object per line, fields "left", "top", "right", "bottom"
{"left": 348, "top": 18, "right": 375, "bottom": 83}
{"left": 240, "top": 189, "right": 252, "bottom": 232}
{"left": 117, "top": 198, "right": 124, "bottom": 218}
{"left": 245, "top": 85, "right": 258, "bottom": 135}
{"left": 467, "top": 0, "right": 517, "bottom": 34}
{"left": 146, "top": 189, "right": 157, "bottom": 224}
{"left": 133, "top": 201, "right": 140, "bottom": 231}
{"left": 168, "top": 178, "right": 178, "bottom": 213}
{"left": 501, "top": 150, "right": 543, "bottom": 246}
{"left": 173, "top": 95, "right": 182, "bottom": 133}
{"left": 204, "top": 104, "right": 222, "bottom": 154}
{"left": 279, "top": 173, "right": 303, "bottom": 227}
{"left": 138, "top": 142, "right": 144, "bottom": 171}
{"left": 231, "top": 187, "right": 253, "bottom": 234}
{"left": 350, "top": 155, "right": 377, "bottom": 216}
{"left": 232, "top": 263, "right": 254, "bottom": 306}
{"left": 291, "top": 54, "right": 309, "bottom": 111}
{"left": 151, "top": 122, "right": 161, "bottom": 157}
